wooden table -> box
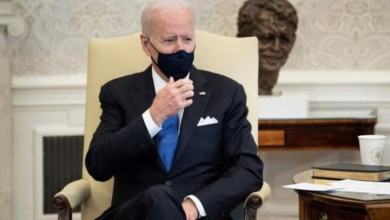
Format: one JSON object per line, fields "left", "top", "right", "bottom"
{"left": 293, "top": 170, "right": 390, "bottom": 220}
{"left": 258, "top": 116, "right": 377, "bottom": 151}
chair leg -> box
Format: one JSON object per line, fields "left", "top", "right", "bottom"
{"left": 244, "top": 194, "right": 263, "bottom": 220}
{"left": 53, "top": 194, "right": 73, "bottom": 220}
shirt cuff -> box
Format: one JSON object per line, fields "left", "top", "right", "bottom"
{"left": 142, "top": 109, "right": 162, "bottom": 138}
{"left": 185, "top": 195, "right": 207, "bottom": 218}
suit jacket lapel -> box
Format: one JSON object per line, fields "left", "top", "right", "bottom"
{"left": 129, "top": 66, "right": 156, "bottom": 116}
{"left": 128, "top": 66, "right": 168, "bottom": 171}
{"left": 172, "top": 67, "right": 213, "bottom": 168}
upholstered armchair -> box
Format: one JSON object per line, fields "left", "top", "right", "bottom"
{"left": 53, "top": 30, "right": 271, "bottom": 220}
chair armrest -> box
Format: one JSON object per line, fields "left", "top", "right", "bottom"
{"left": 243, "top": 181, "right": 271, "bottom": 220}
{"left": 52, "top": 179, "right": 91, "bottom": 220}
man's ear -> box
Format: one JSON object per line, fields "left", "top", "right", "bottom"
{"left": 140, "top": 33, "right": 151, "bottom": 56}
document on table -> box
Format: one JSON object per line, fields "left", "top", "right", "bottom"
{"left": 283, "top": 182, "right": 342, "bottom": 191}
{"left": 331, "top": 179, "right": 390, "bottom": 195}
{"left": 283, "top": 179, "right": 390, "bottom": 195}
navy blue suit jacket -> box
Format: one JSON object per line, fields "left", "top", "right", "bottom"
{"left": 86, "top": 65, "right": 263, "bottom": 219}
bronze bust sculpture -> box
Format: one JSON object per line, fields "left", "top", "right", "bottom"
{"left": 237, "top": 0, "right": 298, "bottom": 95}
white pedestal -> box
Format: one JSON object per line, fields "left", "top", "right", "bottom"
{"left": 258, "top": 91, "right": 309, "bottom": 119}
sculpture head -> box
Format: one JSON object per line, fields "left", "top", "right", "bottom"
{"left": 237, "top": 0, "right": 298, "bottom": 94}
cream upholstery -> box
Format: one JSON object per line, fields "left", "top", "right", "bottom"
{"left": 53, "top": 30, "right": 270, "bottom": 220}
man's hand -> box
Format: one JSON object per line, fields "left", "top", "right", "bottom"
{"left": 150, "top": 77, "right": 194, "bottom": 126}
{"left": 182, "top": 199, "right": 198, "bottom": 220}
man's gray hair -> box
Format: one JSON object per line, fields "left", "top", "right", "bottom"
{"left": 141, "top": 0, "right": 196, "bottom": 36}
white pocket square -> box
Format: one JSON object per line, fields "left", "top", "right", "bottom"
{"left": 197, "top": 116, "right": 218, "bottom": 127}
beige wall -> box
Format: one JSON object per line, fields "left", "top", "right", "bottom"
{"left": 7, "top": 1, "right": 390, "bottom": 220}
{"left": 9, "top": 0, "right": 390, "bottom": 77}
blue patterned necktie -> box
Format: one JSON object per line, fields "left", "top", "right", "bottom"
{"left": 158, "top": 114, "right": 179, "bottom": 171}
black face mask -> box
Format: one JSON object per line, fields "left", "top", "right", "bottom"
{"left": 148, "top": 40, "right": 195, "bottom": 81}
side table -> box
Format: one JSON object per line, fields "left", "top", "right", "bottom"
{"left": 293, "top": 170, "right": 390, "bottom": 220}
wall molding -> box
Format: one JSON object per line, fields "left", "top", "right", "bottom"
{"left": 12, "top": 74, "right": 86, "bottom": 90}
{"left": 12, "top": 71, "right": 390, "bottom": 107}
{"left": 276, "top": 71, "right": 390, "bottom": 117}
{"left": 12, "top": 75, "right": 87, "bottom": 107}
{"left": 12, "top": 71, "right": 390, "bottom": 89}
{"left": 12, "top": 72, "right": 390, "bottom": 134}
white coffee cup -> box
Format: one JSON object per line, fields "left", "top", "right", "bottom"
{"left": 358, "top": 135, "right": 386, "bottom": 165}
{"left": 383, "top": 137, "right": 390, "bottom": 166}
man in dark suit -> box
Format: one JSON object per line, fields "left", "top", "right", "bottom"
{"left": 85, "top": 0, "right": 263, "bottom": 219}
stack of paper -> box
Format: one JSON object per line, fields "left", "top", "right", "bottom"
{"left": 283, "top": 179, "right": 390, "bottom": 195}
